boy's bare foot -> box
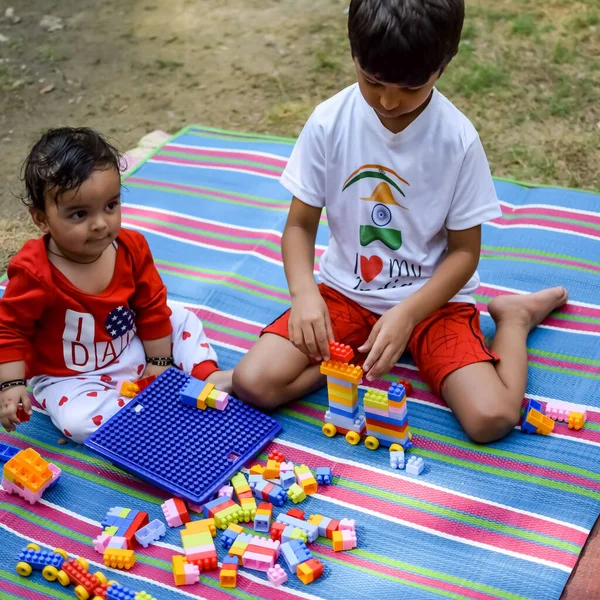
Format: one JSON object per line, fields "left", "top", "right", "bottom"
{"left": 488, "top": 286, "right": 568, "bottom": 331}
{"left": 206, "top": 369, "right": 233, "bottom": 394}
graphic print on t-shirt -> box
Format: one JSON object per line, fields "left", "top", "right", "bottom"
{"left": 342, "top": 164, "right": 421, "bottom": 292}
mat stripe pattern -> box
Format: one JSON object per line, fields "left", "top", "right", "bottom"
{"left": 1, "top": 124, "right": 599, "bottom": 599}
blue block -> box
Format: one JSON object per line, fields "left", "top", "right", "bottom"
{"left": 254, "top": 514, "right": 270, "bottom": 532}
{"left": 221, "top": 528, "right": 240, "bottom": 549}
{"left": 280, "top": 541, "right": 308, "bottom": 570}
{"left": 203, "top": 496, "right": 231, "bottom": 517}
{"left": 280, "top": 471, "right": 296, "bottom": 490}
{"left": 248, "top": 474, "right": 263, "bottom": 489}
{"left": 135, "top": 519, "right": 166, "bottom": 548}
{"left": 522, "top": 399, "right": 543, "bottom": 433}
{"left": 101, "top": 514, "right": 118, "bottom": 529}
{"left": 387, "top": 382, "right": 406, "bottom": 402}
{"left": 107, "top": 583, "right": 136, "bottom": 600}
{"left": 16, "top": 548, "right": 64, "bottom": 571}
{"left": 84, "top": 368, "right": 282, "bottom": 504}
{"left": 222, "top": 554, "right": 239, "bottom": 566}
{"left": 315, "top": 467, "right": 332, "bottom": 485}
{"left": 276, "top": 514, "right": 318, "bottom": 542}
{"left": 0, "top": 443, "right": 20, "bottom": 463}
{"left": 179, "top": 378, "right": 204, "bottom": 405}
{"left": 329, "top": 404, "right": 360, "bottom": 419}
{"left": 364, "top": 411, "right": 408, "bottom": 428}
{"left": 267, "top": 484, "right": 287, "bottom": 507}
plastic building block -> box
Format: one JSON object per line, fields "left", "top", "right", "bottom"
{"left": 294, "top": 464, "right": 318, "bottom": 495}
{"left": 289, "top": 528, "right": 308, "bottom": 543}
{"left": 268, "top": 449, "right": 286, "bottom": 463}
{"left": 568, "top": 412, "right": 586, "bottom": 431}
{"left": 280, "top": 461, "right": 294, "bottom": 473}
{"left": 263, "top": 459, "right": 281, "bottom": 479}
{"left": 228, "top": 532, "right": 253, "bottom": 563}
{"left": 525, "top": 408, "right": 555, "bottom": 435}
{"left": 287, "top": 508, "right": 305, "bottom": 520}
{"left": 267, "top": 564, "right": 288, "bottom": 586}
{"left": 104, "top": 548, "right": 136, "bottom": 569}
{"left": 270, "top": 521, "right": 286, "bottom": 542}
{"left": 57, "top": 558, "right": 109, "bottom": 598}
{"left": 85, "top": 368, "right": 282, "bottom": 504}
{"left": 320, "top": 361, "right": 363, "bottom": 384}
{"left": 231, "top": 471, "right": 252, "bottom": 499}
{"left": 16, "top": 404, "right": 30, "bottom": 423}
{"left": 315, "top": 467, "right": 332, "bottom": 485}
{"left": 280, "top": 539, "right": 312, "bottom": 570}
{"left": 254, "top": 502, "right": 273, "bottom": 532}
{"left": 253, "top": 479, "right": 287, "bottom": 506}
{"left": 0, "top": 443, "right": 20, "bottom": 463}
{"left": 545, "top": 400, "right": 587, "bottom": 424}
{"left": 328, "top": 341, "right": 354, "bottom": 363}
{"left": 135, "top": 375, "right": 157, "bottom": 391}
{"left": 219, "top": 484, "right": 234, "bottom": 498}
{"left": 332, "top": 528, "right": 357, "bottom": 551}
{"left": 287, "top": 482, "right": 306, "bottom": 504}
{"left": 406, "top": 456, "right": 425, "bottom": 475}
{"left": 339, "top": 518, "right": 356, "bottom": 533}
{"left": 248, "top": 473, "right": 263, "bottom": 489}
{"left": 135, "top": 519, "right": 166, "bottom": 548}
{"left": 204, "top": 496, "right": 244, "bottom": 529}
{"left": 220, "top": 558, "right": 238, "bottom": 587}
{"left": 107, "top": 536, "right": 128, "bottom": 549}
{"left": 180, "top": 520, "right": 218, "bottom": 571}
{"left": 396, "top": 378, "right": 413, "bottom": 396}
{"left": 107, "top": 582, "right": 136, "bottom": 600}
{"left": 135, "top": 592, "right": 158, "bottom": 600}
{"left": 16, "top": 544, "right": 66, "bottom": 580}
{"left": 297, "top": 558, "right": 324, "bottom": 584}
{"left": 222, "top": 523, "right": 244, "bottom": 549}
{"left": 521, "top": 399, "right": 543, "bottom": 433}
{"left": 390, "top": 450, "right": 405, "bottom": 469}
{"left": 250, "top": 464, "right": 265, "bottom": 475}
{"left": 172, "top": 555, "right": 200, "bottom": 586}
{"left": 276, "top": 514, "right": 318, "bottom": 543}
{"left": 119, "top": 381, "right": 140, "bottom": 398}
{"left": 280, "top": 470, "right": 296, "bottom": 490}
{"left": 242, "top": 536, "right": 280, "bottom": 571}
{"left": 3, "top": 448, "right": 61, "bottom": 505}
{"left": 161, "top": 497, "right": 190, "bottom": 527}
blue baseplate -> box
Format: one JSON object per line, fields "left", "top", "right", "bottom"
{"left": 84, "top": 368, "right": 282, "bottom": 504}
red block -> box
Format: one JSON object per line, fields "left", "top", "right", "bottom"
{"left": 305, "top": 558, "right": 324, "bottom": 580}
{"left": 135, "top": 375, "right": 157, "bottom": 391}
{"left": 261, "top": 482, "right": 274, "bottom": 501}
{"left": 208, "top": 498, "right": 235, "bottom": 517}
{"left": 16, "top": 406, "right": 30, "bottom": 423}
{"left": 397, "top": 378, "right": 413, "bottom": 396}
{"left": 268, "top": 450, "right": 286, "bottom": 463}
{"left": 123, "top": 511, "right": 150, "bottom": 549}
{"left": 325, "top": 519, "right": 340, "bottom": 539}
{"left": 173, "top": 497, "right": 191, "bottom": 524}
{"left": 329, "top": 341, "right": 354, "bottom": 363}
{"left": 287, "top": 508, "right": 305, "bottom": 521}
{"left": 270, "top": 522, "right": 286, "bottom": 542}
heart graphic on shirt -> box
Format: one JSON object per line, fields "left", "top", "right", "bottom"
{"left": 58, "top": 396, "right": 69, "bottom": 407}
{"left": 87, "top": 391, "right": 98, "bottom": 397}
{"left": 137, "top": 364, "right": 144, "bottom": 375}
{"left": 63, "top": 429, "right": 72, "bottom": 437}
{"left": 200, "top": 343, "right": 209, "bottom": 348}
{"left": 100, "top": 374, "right": 112, "bottom": 383}
{"left": 92, "top": 415, "right": 103, "bottom": 426}
{"left": 41, "top": 398, "right": 47, "bottom": 409}
{"left": 182, "top": 331, "right": 191, "bottom": 341}
{"left": 179, "top": 362, "right": 184, "bottom": 370}
{"left": 360, "top": 255, "right": 383, "bottom": 283}
{"left": 117, "top": 398, "right": 125, "bottom": 407}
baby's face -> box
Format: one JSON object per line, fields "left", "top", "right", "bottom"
{"left": 38, "top": 167, "right": 122, "bottom": 260}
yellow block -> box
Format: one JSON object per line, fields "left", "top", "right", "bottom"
{"left": 184, "top": 518, "right": 216, "bottom": 537}
{"left": 104, "top": 548, "right": 136, "bottom": 570}
{"left": 198, "top": 382, "right": 215, "bottom": 402}
{"left": 526, "top": 409, "right": 555, "bottom": 436}
{"left": 568, "top": 412, "right": 585, "bottom": 431}
{"left": 327, "top": 382, "right": 358, "bottom": 401}
{"left": 327, "top": 393, "right": 359, "bottom": 408}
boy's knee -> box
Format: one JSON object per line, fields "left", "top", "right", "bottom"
{"left": 232, "top": 364, "right": 281, "bottom": 410}
{"left": 460, "top": 401, "right": 520, "bottom": 444}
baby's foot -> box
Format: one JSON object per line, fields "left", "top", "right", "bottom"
{"left": 488, "top": 286, "right": 568, "bottom": 331}
{"left": 206, "top": 369, "right": 233, "bottom": 394}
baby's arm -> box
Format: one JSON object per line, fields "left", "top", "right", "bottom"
{"left": 283, "top": 197, "right": 333, "bottom": 362}
{"left": 361, "top": 226, "right": 481, "bottom": 379}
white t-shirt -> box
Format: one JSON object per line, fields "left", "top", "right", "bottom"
{"left": 280, "top": 83, "right": 502, "bottom": 315}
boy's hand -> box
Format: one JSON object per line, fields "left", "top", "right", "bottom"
{"left": 289, "top": 290, "right": 334, "bottom": 361}
{"left": 0, "top": 386, "right": 32, "bottom": 432}
{"left": 359, "top": 305, "right": 416, "bottom": 381}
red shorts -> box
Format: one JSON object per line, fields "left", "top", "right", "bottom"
{"left": 262, "top": 283, "right": 498, "bottom": 397}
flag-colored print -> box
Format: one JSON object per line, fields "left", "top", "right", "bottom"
{"left": 1, "top": 124, "right": 600, "bottom": 600}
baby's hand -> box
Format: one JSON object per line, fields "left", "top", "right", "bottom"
{"left": 0, "top": 386, "right": 32, "bottom": 432}
{"left": 141, "top": 363, "right": 171, "bottom": 379}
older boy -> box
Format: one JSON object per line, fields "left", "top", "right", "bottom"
{"left": 233, "top": 0, "right": 567, "bottom": 443}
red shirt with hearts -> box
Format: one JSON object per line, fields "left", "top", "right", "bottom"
{"left": 0, "top": 228, "right": 173, "bottom": 378}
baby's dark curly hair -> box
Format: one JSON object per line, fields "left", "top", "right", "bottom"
{"left": 21, "top": 127, "right": 122, "bottom": 211}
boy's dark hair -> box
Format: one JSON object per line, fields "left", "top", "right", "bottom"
{"left": 348, "top": 0, "right": 464, "bottom": 87}
{"left": 21, "top": 127, "right": 122, "bottom": 211}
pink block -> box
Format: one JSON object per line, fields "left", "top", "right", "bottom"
{"left": 242, "top": 550, "right": 274, "bottom": 571}
{"left": 341, "top": 529, "right": 357, "bottom": 550}
{"left": 107, "top": 536, "right": 128, "bottom": 549}
{"left": 364, "top": 406, "right": 389, "bottom": 418}
{"left": 188, "top": 503, "right": 204, "bottom": 513}
{"left": 218, "top": 485, "right": 234, "bottom": 498}
{"left": 267, "top": 564, "right": 288, "bottom": 586}
{"left": 280, "top": 462, "right": 294, "bottom": 473}
{"left": 339, "top": 518, "right": 356, "bottom": 533}
{"left": 2, "top": 477, "right": 43, "bottom": 504}
{"left": 161, "top": 498, "right": 183, "bottom": 527}
{"left": 93, "top": 534, "right": 111, "bottom": 553}
{"left": 215, "top": 392, "right": 229, "bottom": 410}
{"left": 249, "top": 536, "right": 280, "bottom": 556}
{"left": 184, "top": 563, "right": 200, "bottom": 584}
{"left": 184, "top": 543, "right": 216, "bottom": 556}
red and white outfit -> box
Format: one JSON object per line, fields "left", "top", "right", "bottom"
{"left": 0, "top": 228, "right": 219, "bottom": 443}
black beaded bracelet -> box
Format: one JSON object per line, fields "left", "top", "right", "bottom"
{"left": 0, "top": 379, "right": 27, "bottom": 392}
{"left": 145, "top": 356, "right": 173, "bottom": 367}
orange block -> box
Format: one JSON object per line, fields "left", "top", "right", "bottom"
{"left": 249, "top": 464, "right": 265, "bottom": 475}
{"left": 320, "top": 361, "right": 363, "bottom": 384}
{"left": 526, "top": 409, "right": 555, "bottom": 436}
{"left": 104, "top": 548, "right": 136, "bottom": 569}
{"left": 4, "top": 448, "right": 53, "bottom": 493}
{"left": 263, "top": 459, "right": 280, "bottom": 479}
{"left": 568, "top": 412, "right": 585, "bottom": 431}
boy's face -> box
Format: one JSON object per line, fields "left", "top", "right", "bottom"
{"left": 354, "top": 59, "right": 441, "bottom": 131}
{"left": 31, "top": 167, "right": 122, "bottom": 260}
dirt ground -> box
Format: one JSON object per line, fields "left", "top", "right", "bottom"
{"left": 0, "top": 0, "right": 598, "bottom": 271}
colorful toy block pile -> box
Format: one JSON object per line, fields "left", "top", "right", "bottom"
{"left": 545, "top": 399, "right": 587, "bottom": 430}
{"left": 364, "top": 382, "right": 411, "bottom": 449}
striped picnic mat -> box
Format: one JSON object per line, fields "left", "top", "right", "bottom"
{"left": 1, "top": 124, "right": 599, "bottom": 600}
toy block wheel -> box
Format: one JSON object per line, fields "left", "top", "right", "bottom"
{"left": 26, "top": 543, "right": 40, "bottom": 552}
{"left": 389, "top": 443, "right": 403, "bottom": 452}
{"left": 94, "top": 571, "right": 107, "bottom": 584}
{"left": 345, "top": 431, "right": 361, "bottom": 445}
{"left": 56, "top": 570, "right": 71, "bottom": 586}
{"left": 74, "top": 584, "right": 90, "bottom": 600}
{"left": 365, "top": 436, "right": 379, "bottom": 450}
{"left": 54, "top": 548, "right": 68, "bottom": 560}
{"left": 76, "top": 556, "right": 89, "bottom": 570}
{"left": 16, "top": 562, "right": 32, "bottom": 577}
{"left": 42, "top": 565, "right": 59, "bottom": 581}
{"left": 322, "top": 423, "right": 337, "bottom": 438}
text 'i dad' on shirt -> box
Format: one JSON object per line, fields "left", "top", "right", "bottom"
{"left": 280, "top": 83, "right": 502, "bottom": 315}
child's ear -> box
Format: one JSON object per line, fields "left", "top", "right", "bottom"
{"left": 29, "top": 208, "right": 50, "bottom": 234}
